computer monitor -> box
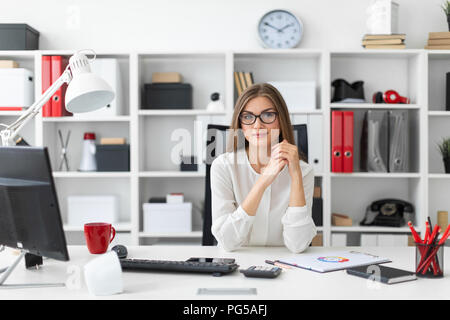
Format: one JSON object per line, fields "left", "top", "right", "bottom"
{"left": 0, "top": 146, "right": 69, "bottom": 261}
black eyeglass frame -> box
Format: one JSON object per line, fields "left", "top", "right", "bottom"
{"left": 239, "top": 111, "right": 279, "bottom": 125}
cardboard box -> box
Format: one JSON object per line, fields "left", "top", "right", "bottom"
{"left": 0, "top": 60, "right": 19, "bottom": 68}
{"left": 152, "top": 72, "right": 182, "bottom": 83}
{"left": 332, "top": 213, "right": 353, "bottom": 226}
{"left": 100, "top": 137, "right": 126, "bottom": 145}
{"left": 311, "top": 233, "right": 323, "bottom": 246}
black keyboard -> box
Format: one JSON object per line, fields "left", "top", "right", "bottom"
{"left": 119, "top": 258, "right": 239, "bottom": 276}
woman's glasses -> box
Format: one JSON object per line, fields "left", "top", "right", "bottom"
{"left": 239, "top": 111, "right": 278, "bottom": 125}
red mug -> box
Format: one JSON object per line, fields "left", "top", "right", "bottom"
{"left": 84, "top": 222, "right": 116, "bottom": 254}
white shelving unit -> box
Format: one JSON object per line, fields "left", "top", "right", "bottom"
{"left": 2, "top": 48, "right": 449, "bottom": 247}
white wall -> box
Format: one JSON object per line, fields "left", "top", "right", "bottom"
{"left": 1, "top": 0, "right": 447, "bottom": 51}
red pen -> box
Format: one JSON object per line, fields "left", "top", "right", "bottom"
{"left": 408, "top": 221, "right": 422, "bottom": 244}
{"left": 428, "top": 225, "right": 440, "bottom": 244}
{"left": 424, "top": 222, "right": 430, "bottom": 243}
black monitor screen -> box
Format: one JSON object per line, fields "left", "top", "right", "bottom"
{"left": 0, "top": 147, "right": 69, "bottom": 261}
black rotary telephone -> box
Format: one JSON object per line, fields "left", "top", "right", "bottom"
{"left": 360, "top": 199, "right": 414, "bottom": 227}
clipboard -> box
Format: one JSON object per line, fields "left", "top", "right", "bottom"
{"left": 277, "top": 251, "right": 391, "bottom": 273}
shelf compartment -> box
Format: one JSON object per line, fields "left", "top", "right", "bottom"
{"left": 43, "top": 121, "right": 130, "bottom": 173}
{"left": 330, "top": 109, "right": 421, "bottom": 173}
{"left": 139, "top": 177, "right": 205, "bottom": 234}
{"left": 138, "top": 53, "right": 227, "bottom": 112}
{"left": 331, "top": 177, "right": 422, "bottom": 228}
{"left": 139, "top": 116, "right": 198, "bottom": 172}
{"left": 428, "top": 179, "right": 450, "bottom": 228}
{"left": 233, "top": 51, "right": 324, "bottom": 108}
{"left": 331, "top": 51, "right": 421, "bottom": 105}
{"left": 54, "top": 177, "right": 131, "bottom": 228}
{"left": 428, "top": 52, "right": 450, "bottom": 111}
{"left": 428, "top": 116, "right": 450, "bottom": 174}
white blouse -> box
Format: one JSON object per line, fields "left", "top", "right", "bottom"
{"left": 210, "top": 147, "right": 317, "bottom": 253}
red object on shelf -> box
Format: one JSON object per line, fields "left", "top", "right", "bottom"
{"left": 0, "top": 107, "right": 23, "bottom": 111}
{"left": 331, "top": 111, "right": 343, "bottom": 172}
{"left": 42, "top": 56, "right": 52, "bottom": 117}
{"left": 84, "top": 132, "right": 96, "bottom": 140}
{"left": 51, "top": 56, "right": 72, "bottom": 117}
{"left": 383, "top": 90, "right": 410, "bottom": 104}
{"left": 342, "top": 111, "right": 354, "bottom": 173}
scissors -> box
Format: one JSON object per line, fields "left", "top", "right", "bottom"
{"left": 58, "top": 129, "right": 71, "bottom": 171}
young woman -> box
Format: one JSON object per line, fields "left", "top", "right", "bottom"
{"left": 210, "top": 83, "right": 316, "bottom": 253}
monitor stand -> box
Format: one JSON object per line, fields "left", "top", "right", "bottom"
{"left": 0, "top": 250, "right": 65, "bottom": 289}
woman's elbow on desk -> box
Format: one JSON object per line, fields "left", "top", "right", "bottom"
{"left": 284, "top": 226, "right": 317, "bottom": 254}
{"left": 211, "top": 225, "right": 243, "bottom": 252}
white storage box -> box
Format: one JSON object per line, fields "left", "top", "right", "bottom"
{"left": 67, "top": 195, "right": 119, "bottom": 227}
{"left": 143, "top": 202, "right": 192, "bottom": 233}
{"left": 268, "top": 81, "right": 316, "bottom": 112}
{"left": 366, "top": 0, "right": 399, "bottom": 35}
{"left": 0, "top": 68, "right": 34, "bottom": 107}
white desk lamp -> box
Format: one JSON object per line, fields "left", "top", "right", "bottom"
{"left": 0, "top": 50, "right": 115, "bottom": 146}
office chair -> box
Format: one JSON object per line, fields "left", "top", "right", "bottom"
{"left": 202, "top": 123, "right": 308, "bottom": 246}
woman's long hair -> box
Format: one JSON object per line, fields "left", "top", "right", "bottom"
{"left": 226, "top": 82, "right": 307, "bottom": 162}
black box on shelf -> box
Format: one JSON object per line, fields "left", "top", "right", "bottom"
{"left": 0, "top": 24, "right": 39, "bottom": 50}
{"left": 180, "top": 155, "right": 198, "bottom": 171}
{"left": 142, "top": 83, "right": 192, "bottom": 109}
{"left": 95, "top": 144, "right": 130, "bottom": 172}
{"left": 312, "top": 197, "right": 323, "bottom": 227}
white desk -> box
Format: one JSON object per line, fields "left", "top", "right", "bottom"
{"left": 0, "top": 245, "right": 449, "bottom": 299}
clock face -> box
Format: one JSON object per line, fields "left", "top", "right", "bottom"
{"left": 258, "top": 10, "right": 303, "bottom": 49}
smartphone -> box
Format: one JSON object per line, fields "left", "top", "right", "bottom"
{"left": 186, "top": 257, "right": 235, "bottom": 264}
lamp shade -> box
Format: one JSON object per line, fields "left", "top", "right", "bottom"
{"left": 65, "top": 52, "right": 115, "bottom": 113}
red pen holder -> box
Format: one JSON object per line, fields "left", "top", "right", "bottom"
{"left": 415, "top": 243, "right": 444, "bottom": 278}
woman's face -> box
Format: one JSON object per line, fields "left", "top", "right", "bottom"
{"left": 239, "top": 96, "right": 280, "bottom": 149}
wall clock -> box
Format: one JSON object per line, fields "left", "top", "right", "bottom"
{"left": 257, "top": 9, "right": 303, "bottom": 49}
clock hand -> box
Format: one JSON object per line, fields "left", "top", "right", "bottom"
{"left": 263, "top": 22, "right": 281, "bottom": 32}
{"left": 279, "top": 23, "right": 294, "bottom": 32}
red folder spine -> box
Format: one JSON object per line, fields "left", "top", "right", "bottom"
{"left": 331, "top": 111, "right": 343, "bottom": 172}
{"left": 51, "top": 56, "right": 72, "bottom": 117}
{"left": 0, "top": 107, "right": 23, "bottom": 111}
{"left": 42, "top": 56, "right": 52, "bottom": 117}
{"left": 343, "top": 111, "right": 354, "bottom": 173}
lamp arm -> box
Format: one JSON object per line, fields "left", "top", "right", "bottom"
{"left": 1, "top": 68, "right": 72, "bottom": 146}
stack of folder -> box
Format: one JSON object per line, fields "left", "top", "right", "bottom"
{"left": 362, "top": 34, "right": 406, "bottom": 49}
{"left": 425, "top": 32, "right": 450, "bottom": 49}
{"left": 42, "top": 56, "right": 73, "bottom": 117}
{"left": 360, "top": 110, "right": 409, "bottom": 173}
{"left": 331, "top": 111, "right": 354, "bottom": 173}
{"left": 234, "top": 71, "right": 254, "bottom": 97}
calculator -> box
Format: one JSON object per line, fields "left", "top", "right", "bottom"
{"left": 239, "top": 266, "right": 282, "bottom": 278}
